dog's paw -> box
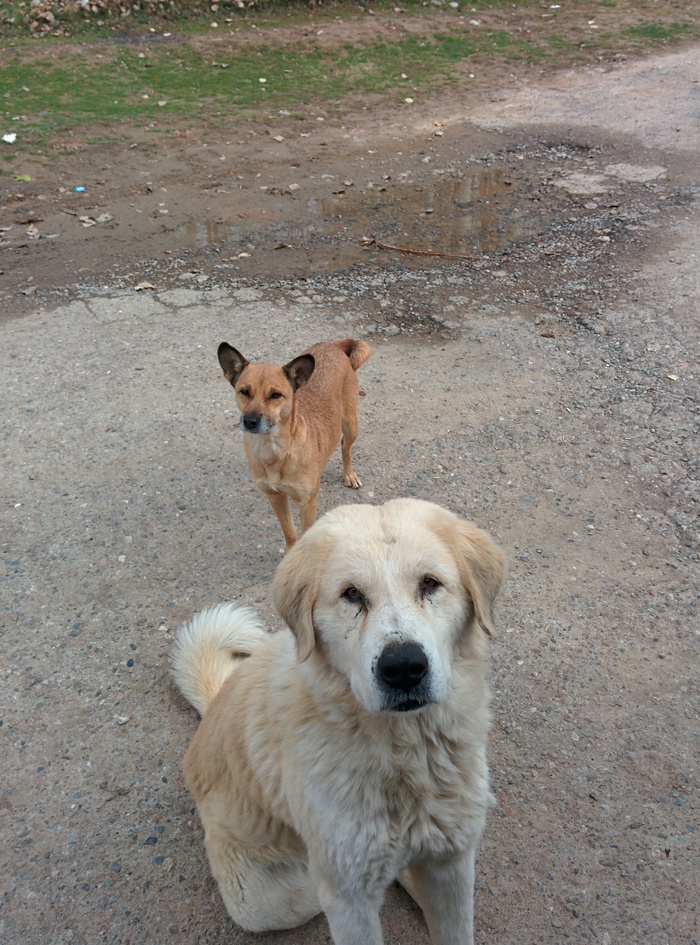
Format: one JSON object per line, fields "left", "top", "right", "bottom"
{"left": 344, "top": 472, "right": 362, "bottom": 489}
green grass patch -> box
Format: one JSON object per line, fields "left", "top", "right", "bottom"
{"left": 1, "top": 2, "right": 697, "bottom": 153}
{"left": 0, "top": 28, "right": 557, "bottom": 147}
{"left": 626, "top": 21, "right": 693, "bottom": 42}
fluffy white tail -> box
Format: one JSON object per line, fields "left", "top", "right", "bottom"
{"left": 170, "top": 603, "right": 268, "bottom": 715}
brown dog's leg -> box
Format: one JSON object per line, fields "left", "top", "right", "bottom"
{"left": 299, "top": 493, "right": 319, "bottom": 536}
{"left": 341, "top": 414, "right": 361, "bottom": 489}
{"left": 265, "top": 492, "right": 298, "bottom": 549}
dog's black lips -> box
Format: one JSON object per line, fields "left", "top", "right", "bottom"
{"left": 392, "top": 698, "right": 427, "bottom": 712}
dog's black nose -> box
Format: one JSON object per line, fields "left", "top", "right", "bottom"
{"left": 377, "top": 642, "right": 428, "bottom": 692}
{"left": 243, "top": 413, "right": 260, "bottom": 432}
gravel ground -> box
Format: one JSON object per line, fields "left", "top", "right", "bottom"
{"left": 1, "top": 47, "right": 698, "bottom": 945}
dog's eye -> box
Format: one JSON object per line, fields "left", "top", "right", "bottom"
{"left": 269, "top": 391, "right": 284, "bottom": 400}
{"left": 342, "top": 586, "right": 363, "bottom": 604}
{"left": 420, "top": 575, "right": 441, "bottom": 597}
{"left": 238, "top": 387, "right": 251, "bottom": 398}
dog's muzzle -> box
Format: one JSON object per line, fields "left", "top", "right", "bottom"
{"left": 376, "top": 642, "right": 433, "bottom": 712}
{"left": 241, "top": 413, "right": 267, "bottom": 434}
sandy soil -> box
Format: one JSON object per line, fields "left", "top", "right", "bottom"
{"left": 0, "top": 17, "right": 698, "bottom": 945}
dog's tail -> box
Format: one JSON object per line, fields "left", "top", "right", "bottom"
{"left": 333, "top": 338, "right": 372, "bottom": 372}
{"left": 170, "top": 603, "right": 268, "bottom": 716}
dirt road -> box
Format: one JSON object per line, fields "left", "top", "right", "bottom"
{"left": 1, "top": 42, "right": 698, "bottom": 945}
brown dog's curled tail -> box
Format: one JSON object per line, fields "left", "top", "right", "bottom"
{"left": 333, "top": 338, "right": 372, "bottom": 372}
{"left": 170, "top": 604, "right": 267, "bottom": 716}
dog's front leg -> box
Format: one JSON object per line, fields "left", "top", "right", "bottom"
{"left": 265, "top": 490, "right": 298, "bottom": 549}
{"left": 321, "top": 892, "right": 383, "bottom": 945}
{"left": 310, "top": 860, "right": 383, "bottom": 945}
{"left": 403, "top": 848, "right": 477, "bottom": 945}
{"left": 299, "top": 492, "right": 319, "bottom": 536}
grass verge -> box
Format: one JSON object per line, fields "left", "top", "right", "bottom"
{"left": 0, "top": 1, "right": 697, "bottom": 157}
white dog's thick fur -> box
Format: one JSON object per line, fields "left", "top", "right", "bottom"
{"left": 172, "top": 498, "right": 505, "bottom": 945}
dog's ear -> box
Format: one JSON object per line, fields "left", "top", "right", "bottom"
{"left": 283, "top": 354, "right": 315, "bottom": 392}
{"left": 218, "top": 343, "right": 249, "bottom": 386}
{"left": 272, "top": 535, "right": 322, "bottom": 661}
{"left": 449, "top": 521, "right": 505, "bottom": 636}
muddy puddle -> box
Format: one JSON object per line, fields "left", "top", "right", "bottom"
{"left": 179, "top": 166, "right": 541, "bottom": 274}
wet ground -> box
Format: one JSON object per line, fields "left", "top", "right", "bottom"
{"left": 4, "top": 116, "right": 693, "bottom": 342}
{"left": 1, "top": 26, "right": 699, "bottom": 945}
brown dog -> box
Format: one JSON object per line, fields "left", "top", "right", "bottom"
{"left": 217, "top": 339, "right": 372, "bottom": 548}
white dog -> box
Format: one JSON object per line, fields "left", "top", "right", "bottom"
{"left": 171, "top": 498, "right": 505, "bottom": 945}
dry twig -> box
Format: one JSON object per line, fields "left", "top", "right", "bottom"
{"left": 360, "top": 236, "right": 479, "bottom": 261}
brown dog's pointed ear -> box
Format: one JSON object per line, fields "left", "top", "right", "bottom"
{"left": 272, "top": 533, "right": 323, "bottom": 661}
{"left": 449, "top": 521, "right": 505, "bottom": 635}
{"left": 218, "top": 343, "right": 249, "bottom": 385}
{"left": 283, "top": 354, "right": 315, "bottom": 392}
